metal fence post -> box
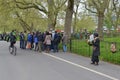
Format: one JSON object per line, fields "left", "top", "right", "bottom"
{"left": 69, "top": 38, "right": 72, "bottom": 52}
{"left": 89, "top": 45, "right": 91, "bottom": 57}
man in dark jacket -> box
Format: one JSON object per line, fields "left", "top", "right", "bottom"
{"left": 37, "top": 32, "right": 43, "bottom": 52}
{"left": 8, "top": 30, "right": 17, "bottom": 48}
{"left": 91, "top": 33, "right": 100, "bottom": 65}
{"left": 20, "top": 32, "right": 24, "bottom": 49}
{"left": 53, "top": 31, "right": 59, "bottom": 52}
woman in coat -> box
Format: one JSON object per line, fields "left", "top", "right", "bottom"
{"left": 44, "top": 32, "right": 52, "bottom": 53}
{"left": 91, "top": 33, "right": 100, "bottom": 65}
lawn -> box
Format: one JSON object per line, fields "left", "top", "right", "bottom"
{"left": 70, "top": 37, "right": 120, "bottom": 65}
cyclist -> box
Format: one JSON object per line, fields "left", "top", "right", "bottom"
{"left": 7, "top": 30, "right": 17, "bottom": 51}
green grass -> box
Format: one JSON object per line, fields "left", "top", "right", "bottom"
{"left": 100, "top": 40, "right": 120, "bottom": 65}
{"left": 104, "top": 37, "right": 120, "bottom": 43}
{"left": 71, "top": 40, "right": 91, "bottom": 56}
{"left": 70, "top": 37, "right": 120, "bottom": 65}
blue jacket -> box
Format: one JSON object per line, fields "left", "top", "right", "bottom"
{"left": 27, "top": 34, "right": 32, "bottom": 42}
{"left": 34, "top": 36, "right": 38, "bottom": 43}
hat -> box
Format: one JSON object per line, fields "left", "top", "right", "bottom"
{"left": 94, "top": 33, "right": 98, "bottom": 37}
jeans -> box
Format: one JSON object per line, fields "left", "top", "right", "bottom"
{"left": 63, "top": 44, "right": 67, "bottom": 52}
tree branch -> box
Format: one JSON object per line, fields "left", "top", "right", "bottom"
{"left": 15, "top": 11, "right": 31, "bottom": 31}
{"left": 102, "top": 0, "right": 110, "bottom": 12}
{"left": 57, "top": 0, "right": 67, "bottom": 10}
{"left": 84, "top": 2, "right": 97, "bottom": 13}
{"left": 14, "top": 0, "right": 47, "bottom": 14}
{"left": 91, "top": 0, "right": 99, "bottom": 11}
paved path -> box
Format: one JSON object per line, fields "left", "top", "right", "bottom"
{"left": 0, "top": 41, "right": 120, "bottom": 80}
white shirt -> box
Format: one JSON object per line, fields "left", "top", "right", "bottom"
{"left": 52, "top": 32, "right": 55, "bottom": 40}
{"left": 89, "top": 34, "right": 94, "bottom": 42}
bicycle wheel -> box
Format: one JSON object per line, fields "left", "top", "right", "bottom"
{"left": 12, "top": 46, "right": 17, "bottom": 56}
{"left": 9, "top": 46, "right": 13, "bottom": 54}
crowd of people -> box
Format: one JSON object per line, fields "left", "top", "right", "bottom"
{"left": 1, "top": 29, "right": 101, "bottom": 66}
{"left": 19, "top": 30, "right": 101, "bottom": 65}
{"left": 0, "top": 32, "right": 7, "bottom": 40}
{"left": 17, "top": 30, "right": 68, "bottom": 53}
{"left": 0, "top": 30, "right": 68, "bottom": 53}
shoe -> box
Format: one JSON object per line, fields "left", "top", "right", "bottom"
{"left": 95, "top": 62, "right": 99, "bottom": 66}
{"left": 91, "top": 62, "right": 95, "bottom": 64}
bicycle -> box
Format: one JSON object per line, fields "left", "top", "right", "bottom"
{"left": 9, "top": 44, "right": 17, "bottom": 56}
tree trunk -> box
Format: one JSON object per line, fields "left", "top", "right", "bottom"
{"left": 47, "top": 0, "right": 56, "bottom": 31}
{"left": 64, "top": 0, "right": 74, "bottom": 39}
{"left": 115, "top": 12, "right": 120, "bottom": 29}
{"left": 98, "top": 13, "right": 104, "bottom": 40}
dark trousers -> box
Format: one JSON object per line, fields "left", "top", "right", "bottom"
{"left": 10, "top": 42, "right": 16, "bottom": 48}
{"left": 91, "top": 54, "right": 99, "bottom": 63}
{"left": 24, "top": 40, "right": 27, "bottom": 49}
{"left": 51, "top": 41, "right": 54, "bottom": 50}
{"left": 38, "top": 41, "right": 42, "bottom": 52}
{"left": 31, "top": 42, "right": 34, "bottom": 49}
{"left": 20, "top": 40, "right": 24, "bottom": 49}
{"left": 53, "top": 43, "right": 58, "bottom": 52}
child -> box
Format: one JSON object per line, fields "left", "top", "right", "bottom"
{"left": 110, "top": 42, "right": 116, "bottom": 53}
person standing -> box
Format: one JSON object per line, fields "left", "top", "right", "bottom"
{"left": 23, "top": 31, "right": 27, "bottom": 49}
{"left": 44, "top": 32, "right": 52, "bottom": 53}
{"left": 31, "top": 32, "right": 34, "bottom": 50}
{"left": 51, "top": 31, "right": 55, "bottom": 51}
{"left": 27, "top": 33, "right": 32, "bottom": 49}
{"left": 62, "top": 33, "right": 68, "bottom": 52}
{"left": 34, "top": 31, "right": 39, "bottom": 51}
{"left": 53, "top": 31, "right": 59, "bottom": 53}
{"left": 37, "top": 32, "right": 43, "bottom": 52}
{"left": 19, "top": 32, "right": 24, "bottom": 49}
{"left": 91, "top": 33, "right": 100, "bottom": 65}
